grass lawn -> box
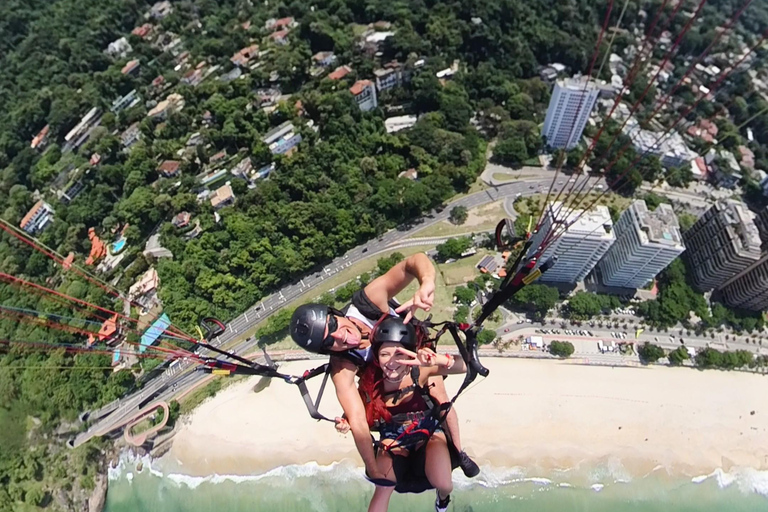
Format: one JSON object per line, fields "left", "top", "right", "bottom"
{"left": 412, "top": 201, "right": 508, "bottom": 238}
{"left": 514, "top": 192, "right": 632, "bottom": 216}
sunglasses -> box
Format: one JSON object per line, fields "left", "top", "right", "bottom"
{"left": 322, "top": 307, "right": 345, "bottom": 348}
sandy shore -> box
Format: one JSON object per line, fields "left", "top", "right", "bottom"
{"left": 163, "top": 359, "right": 768, "bottom": 478}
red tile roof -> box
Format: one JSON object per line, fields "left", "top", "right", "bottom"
{"left": 270, "top": 29, "right": 289, "bottom": 41}
{"left": 158, "top": 160, "right": 181, "bottom": 175}
{"left": 274, "top": 17, "right": 294, "bottom": 29}
{"left": 31, "top": 125, "right": 50, "bottom": 149}
{"left": 19, "top": 200, "right": 45, "bottom": 230}
{"left": 328, "top": 65, "right": 352, "bottom": 80}
{"left": 121, "top": 59, "right": 140, "bottom": 75}
{"left": 349, "top": 80, "right": 372, "bottom": 96}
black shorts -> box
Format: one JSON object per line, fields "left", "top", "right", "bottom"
{"left": 375, "top": 433, "right": 461, "bottom": 494}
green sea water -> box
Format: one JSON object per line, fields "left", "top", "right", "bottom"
{"left": 104, "top": 455, "right": 768, "bottom": 512}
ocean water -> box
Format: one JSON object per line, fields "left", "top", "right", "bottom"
{"left": 104, "top": 454, "right": 768, "bottom": 512}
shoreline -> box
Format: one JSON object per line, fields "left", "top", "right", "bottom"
{"left": 157, "top": 358, "right": 768, "bottom": 480}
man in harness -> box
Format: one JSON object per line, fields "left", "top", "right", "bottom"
{"left": 289, "top": 253, "right": 480, "bottom": 484}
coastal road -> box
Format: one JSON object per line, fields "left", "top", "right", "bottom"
{"left": 73, "top": 175, "right": 605, "bottom": 446}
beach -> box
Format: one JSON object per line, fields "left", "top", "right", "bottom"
{"left": 163, "top": 358, "right": 768, "bottom": 479}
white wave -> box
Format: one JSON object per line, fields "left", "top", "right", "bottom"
{"left": 525, "top": 477, "right": 553, "bottom": 486}
{"left": 591, "top": 483, "right": 604, "bottom": 492}
{"left": 558, "top": 482, "right": 574, "bottom": 488}
{"left": 691, "top": 474, "right": 710, "bottom": 484}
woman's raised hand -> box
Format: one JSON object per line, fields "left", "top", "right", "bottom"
{"left": 395, "top": 346, "right": 442, "bottom": 367}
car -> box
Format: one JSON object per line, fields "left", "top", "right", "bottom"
{"left": 504, "top": 328, "right": 510, "bottom": 333}
{"left": 654, "top": 336, "right": 659, "bottom": 342}
{"left": 588, "top": 331, "right": 594, "bottom": 337}
{"left": 362, "top": 248, "right": 368, "bottom": 253}
{"left": 525, "top": 319, "right": 532, "bottom": 323}
{"left": 529, "top": 185, "right": 535, "bottom": 189}
{"left": 517, "top": 320, "right": 524, "bottom": 324}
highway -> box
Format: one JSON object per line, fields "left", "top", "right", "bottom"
{"left": 73, "top": 175, "right": 606, "bottom": 447}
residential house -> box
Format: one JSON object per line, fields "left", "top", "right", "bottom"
{"left": 360, "top": 28, "right": 395, "bottom": 55}
{"left": 198, "top": 168, "right": 228, "bottom": 187}
{"left": 254, "top": 88, "right": 281, "bottom": 107}
{"left": 111, "top": 89, "right": 141, "bottom": 113}
{"left": 707, "top": 149, "right": 743, "bottom": 189}
{"left": 231, "top": 158, "right": 253, "bottom": 179}
{"left": 147, "top": 93, "right": 185, "bottom": 118}
{"left": 328, "top": 65, "right": 353, "bottom": 81}
{"left": 106, "top": 37, "right": 132, "bottom": 58}
{"left": 121, "top": 59, "right": 141, "bottom": 75}
{"left": 385, "top": 115, "right": 417, "bottom": 133}
{"left": 31, "top": 125, "right": 50, "bottom": 150}
{"left": 312, "top": 51, "right": 337, "bottom": 67}
{"left": 265, "top": 17, "right": 296, "bottom": 31}
{"left": 398, "top": 168, "right": 418, "bottom": 180}
{"left": 262, "top": 121, "right": 302, "bottom": 155}
{"left": 231, "top": 44, "right": 259, "bottom": 67}
{"left": 690, "top": 156, "right": 708, "bottom": 181}
{"left": 350, "top": 80, "right": 378, "bottom": 112}
{"left": 85, "top": 228, "right": 106, "bottom": 266}
{"left": 624, "top": 118, "right": 695, "bottom": 169}
{"left": 87, "top": 314, "right": 122, "bottom": 347}
{"left": 148, "top": 1, "right": 173, "bottom": 20}
{"left": 210, "top": 183, "right": 236, "bottom": 210}
{"left": 686, "top": 119, "right": 718, "bottom": 144}
{"left": 209, "top": 150, "right": 227, "bottom": 165}
{"left": 539, "top": 66, "right": 559, "bottom": 81}
{"left": 186, "top": 132, "right": 204, "bottom": 146}
{"left": 172, "top": 212, "right": 191, "bottom": 228}
{"left": 157, "top": 160, "right": 181, "bottom": 178}
{"left": 180, "top": 68, "right": 205, "bottom": 86}
{"left": 269, "top": 30, "right": 290, "bottom": 46}
{"left": 132, "top": 23, "right": 154, "bottom": 38}
{"left": 121, "top": 123, "right": 142, "bottom": 149}
{"left": 64, "top": 107, "right": 101, "bottom": 150}
{"left": 373, "top": 61, "right": 410, "bottom": 91}
{"left": 738, "top": 145, "right": 755, "bottom": 170}
{"left": 128, "top": 268, "right": 159, "bottom": 307}
{"left": 20, "top": 200, "right": 55, "bottom": 235}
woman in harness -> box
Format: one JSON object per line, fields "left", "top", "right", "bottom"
{"left": 359, "top": 316, "right": 467, "bottom": 512}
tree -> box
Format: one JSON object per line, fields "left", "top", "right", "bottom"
{"left": 477, "top": 329, "right": 496, "bottom": 345}
{"left": 508, "top": 284, "right": 559, "bottom": 320}
{"left": 638, "top": 342, "right": 665, "bottom": 364}
{"left": 436, "top": 237, "right": 473, "bottom": 260}
{"left": 377, "top": 253, "right": 405, "bottom": 275}
{"left": 453, "top": 286, "right": 477, "bottom": 306}
{"left": 449, "top": 206, "right": 468, "bottom": 225}
{"left": 493, "top": 135, "right": 528, "bottom": 165}
{"left": 549, "top": 340, "right": 575, "bottom": 357}
{"left": 454, "top": 304, "right": 469, "bottom": 323}
{"left": 667, "top": 346, "right": 689, "bottom": 366}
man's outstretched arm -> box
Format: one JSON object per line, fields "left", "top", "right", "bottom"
{"left": 330, "top": 358, "right": 382, "bottom": 478}
{"left": 364, "top": 253, "right": 436, "bottom": 322}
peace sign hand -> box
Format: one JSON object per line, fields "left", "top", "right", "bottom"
{"left": 395, "top": 346, "right": 442, "bottom": 367}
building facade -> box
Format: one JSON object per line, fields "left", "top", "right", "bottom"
{"left": 350, "top": 80, "right": 378, "bottom": 112}
{"left": 718, "top": 255, "right": 768, "bottom": 311}
{"left": 542, "top": 78, "right": 600, "bottom": 149}
{"left": 529, "top": 202, "right": 615, "bottom": 284}
{"left": 20, "top": 200, "right": 55, "bottom": 235}
{"left": 682, "top": 201, "right": 762, "bottom": 292}
{"left": 597, "top": 201, "right": 686, "bottom": 289}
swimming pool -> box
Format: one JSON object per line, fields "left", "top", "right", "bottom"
{"left": 112, "top": 237, "right": 127, "bottom": 254}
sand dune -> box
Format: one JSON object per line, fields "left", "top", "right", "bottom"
{"left": 163, "top": 359, "right": 768, "bottom": 477}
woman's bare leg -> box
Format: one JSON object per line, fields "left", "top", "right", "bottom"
{"left": 367, "top": 441, "right": 403, "bottom": 512}
{"left": 423, "top": 433, "right": 453, "bottom": 501}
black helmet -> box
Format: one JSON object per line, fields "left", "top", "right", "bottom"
{"left": 290, "top": 304, "right": 342, "bottom": 353}
{"left": 371, "top": 316, "right": 417, "bottom": 351}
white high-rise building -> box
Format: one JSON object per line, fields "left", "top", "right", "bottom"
{"left": 597, "top": 201, "right": 686, "bottom": 289}
{"left": 529, "top": 202, "right": 616, "bottom": 284}
{"left": 542, "top": 77, "right": 599, "bottom": 149}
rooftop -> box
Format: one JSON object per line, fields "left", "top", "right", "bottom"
{"left": 350, "top": 80, "right": 373, "bottom": 95}
{"left": 121, "top": 59, "right": 140, "bottom": 75}
{"left": 328, "top": 65, "right": 352, "bottom": 80}
{"left": 631, "top": 200, "right": 683, "bottom": 247}
{"left": 210, "top": 184, "right": 235, "bottom": 209}
{"left": 723, "top": 201, "right": 762, "bottom": 255}
{"left": 547, "top": 201, "right": 614, "bottom": 239}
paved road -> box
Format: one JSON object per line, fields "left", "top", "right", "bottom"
{"left": 74, "top": 175, "right": 609, "bottom": 446}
